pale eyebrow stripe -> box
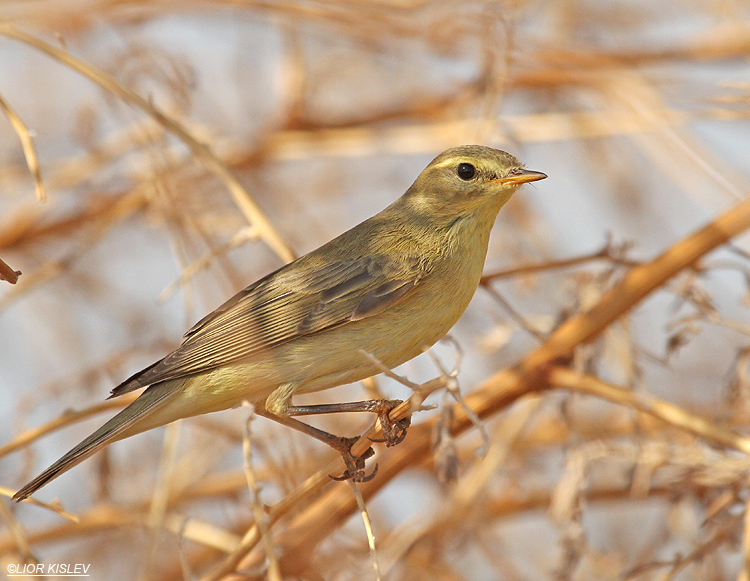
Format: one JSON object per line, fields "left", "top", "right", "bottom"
{"left": 432, "top": 158, "right": 471, "bottom": 170}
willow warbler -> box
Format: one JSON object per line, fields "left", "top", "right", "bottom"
{"left": 13, "top": 145, "right": 546, "bottom": 500}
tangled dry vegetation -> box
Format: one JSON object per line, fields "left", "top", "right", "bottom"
{"left": 2, "top": 1, "right": 750, "bottom": 579}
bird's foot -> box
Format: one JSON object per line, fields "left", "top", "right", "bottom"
{"left": 368, "top": 399, "right": 411, "bottom": 446}
{"left": 329, "top": 436, "right": 378, "bottom": 482}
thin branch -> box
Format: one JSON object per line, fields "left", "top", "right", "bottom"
{"left": 480, "top": 241, "right": 638, "bottom": 284}
{"left": 0, "top": 257, "right": 21, "bottom": 284}
{"left": 0, "top": 486, "right": 78, "bottom": 523}
{"left": 549, "top": 367, "right": 750, "bottom": 455}
{"left": 0, "top": 393, "right": 137, "bottom": 460}
{"left": 482, "top": 284, "right": 547, "bottom": 341}
{"left": 241, "top": 404, "right": 281, "bottom": 581}
{"left": 0, "top": 23, "right": 295, "bottom": 264}
{"left": 0, "top": 89, "right": 46, "bottom": 202}
{"left": 740, "top": 484, "right": 750, "bottom": 581}
{"left": 348, "top": 479, "right": 382, "bottom": 581}
{"left": 0, "top": 188, "right": 146, "bottom": 312}
{"left": 157, "top": 226, "right": 258, "bottom": 304}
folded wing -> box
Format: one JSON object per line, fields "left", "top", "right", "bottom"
{"left": 110, "top": 254, "right": 425, "bottom": 397}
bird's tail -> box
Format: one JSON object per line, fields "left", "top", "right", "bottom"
{"left": 13, "top": 381, "right": 178, "bottom": 502}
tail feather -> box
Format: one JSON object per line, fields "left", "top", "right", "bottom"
{"left": 13, "top": 382, "right": 177, "bottom": 502}
{"left": 108, "top": 357, "right": 165, "bottom": 399}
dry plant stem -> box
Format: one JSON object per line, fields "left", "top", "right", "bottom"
{"left": 377, "top": 396, "right": 544, "bottom": 577}
{"left": 142, "top": 422, "right": 182, "bottom": 579}
{"left": 703, "top": 312, "right": 750, "bottom": 338}
{"left": 232, "top": 194, "right": 750, "bottom": 576}
{"left": 0, "top": 24, "right": 295, "bottom": 264}
{"left": 625, "top": 515, "right": 740, "bottom": 580}
{"left": 0, "top": 257, "right": 21, "bottom": 284}
{"left": 482, "top": 284, "right": 546, "bottom": 341}
{"left": 0, "top": 479, "right": 681, "bottom": 559}
{"left": 742, "top": 491, "right": 750, "bottom": 581}
{"left": 0, "top": 394, "right": 138, "bottom": 460}
{"left": 606, "top": 71, "right": 746, "bottom": 203}
{"left": 0, "top": 493, "right": 34, "bottom": 562}
{"left": 0, "top": 189, "right": 146, "bottom": 311}
{"left": 0, "top": 89, "right": 46, "bottom": 202}
{"left": 262, "top": 107, "right": 704, "bottom": 162}
{"left": 549, "top": 367, "right": 750, "bottom": 455}
{"left": 0, "top": 486, "right": 77, "bottom": 523}
{"left": 513, "top": 194, "right": 750, "bottom": 372}
{"left": 358, "top": 350, "right": 420, "bottom": 390}
{"left": 158, "top": 227, "right": 257, "bottom": 303}
{"left": 480, "top": 242, "right": 638, "bottom": 283}
{"left": 347, "top": 479, "right": 382, "bottom": 581}
{"left": 0, "top": 190, "right": 136, "bottom": 252}
{"left": 241, "top": 406, "right": 281, "bottom": 581}
{"left": 454, "top": 395, "right": 542, "bottom": 507}
{"left": 425, "top": 344, "right": 490, "bottom": 454}
{"left": 0, "top": 479, "right": 679, "bottom": 569}
{"left": 0, "top": 505, "right": 240, "bottom": 555}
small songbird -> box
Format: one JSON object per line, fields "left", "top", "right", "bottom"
{"left": 13, "top": 145, "right": 546, "bottom": 501}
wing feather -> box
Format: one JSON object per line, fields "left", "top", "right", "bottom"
{"left": 110, "top": 254, "right": 426, "bottom": 396}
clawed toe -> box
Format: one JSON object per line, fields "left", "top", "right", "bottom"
{"left": 368, "top": 400, "right": 412, "bottom": 446}
{"left": 330, "top": 461, "right": 379, "bottom": 483}
{"left": 284, "top": 399, "right": 411, "bottom": 483}
{"left": 329, "top": 437, "right": 378, "bottom": 482}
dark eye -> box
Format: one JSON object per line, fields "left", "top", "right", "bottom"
{"left": 457, "top": 163, "right": 476, "bottom": 180}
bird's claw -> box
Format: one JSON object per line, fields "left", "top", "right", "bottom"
{"left": 368, "top": 400, "right": 411, "bottom": 446}
{"left": 326, "top": 399, "right": 411, "bottom": 482}
{"left": 329, "top": 436, "right": 378, "bottom": 482}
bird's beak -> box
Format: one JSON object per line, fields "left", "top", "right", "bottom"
{"left": 490, "top": 169, "right": 547, "bottom": 186}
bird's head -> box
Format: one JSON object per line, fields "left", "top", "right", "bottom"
{"left": 403, "top": 145, "right": 546, "bottom": 219}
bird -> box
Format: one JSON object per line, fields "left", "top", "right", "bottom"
{"left": 13, "top": 145, "right": 546, "bottom": 501}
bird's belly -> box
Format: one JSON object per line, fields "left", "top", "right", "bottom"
{"left": 182, "top": 260, "right": 481, "bottom": 406}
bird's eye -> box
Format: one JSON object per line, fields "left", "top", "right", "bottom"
{"left": 456, "top": 163, "right": 476, "bottom": 180}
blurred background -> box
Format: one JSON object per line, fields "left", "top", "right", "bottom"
{"left": 1, "top": 1, "right": 750, "bottom": 579}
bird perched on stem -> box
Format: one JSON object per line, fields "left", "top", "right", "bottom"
{"left": 13, "top": 145, "right": 546, "bottom": 501}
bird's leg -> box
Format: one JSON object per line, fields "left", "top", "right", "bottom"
{"left": 283, "top": 399, "right": 411, "bottom": 447}
{"left": 258, "top": 412, "right": 377, "bottom": 482}
{"left": 262, "top": 385, "right": 411, "bottom": 481}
